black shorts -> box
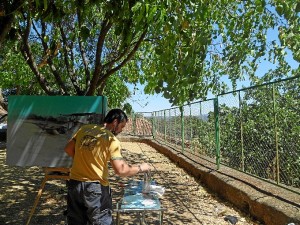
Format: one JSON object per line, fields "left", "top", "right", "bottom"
{"left": 67, "top": 179, "right": 113, "bottom": 225}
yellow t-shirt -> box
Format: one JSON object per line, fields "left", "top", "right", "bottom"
{"left": 70, "top": 124, "right": 123, "bottom": 186}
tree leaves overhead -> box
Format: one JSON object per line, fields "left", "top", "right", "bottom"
{"left": 138, "top": 0, "right": 299, "bottom": 106}
{"left": 0, "top": 0, "right": 299, "bottom": 108}
{"left": 1, "top": 0, "right": 159, "bottom": 98}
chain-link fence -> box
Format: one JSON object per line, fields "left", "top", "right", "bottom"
{"left": 219, "top": 77, "right": 300, "bottom": 190}
{"left": 126, "top": 76, "right": 300, "bottom": 194}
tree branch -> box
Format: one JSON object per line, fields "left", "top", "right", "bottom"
{"left": 86, "top": 17, "right": 113, "bottom": 95}
{"left": 99, "top": 28, "right": 148, "bottom": 86}
{"left": 76, "top": 6, "right": 90, "bottom": 89}
{"left": 20, "top": 12, "right": 54, "bottom": 95}
{"left": 59, "top": 22, "right": 83, "bottom": 95}
{"left": 32, "top": 20, "right": 68, "bottom": 95}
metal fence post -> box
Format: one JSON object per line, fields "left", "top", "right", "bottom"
{"left": 239, "top": 91, "right": 245, "bottom": 172}
{"left": 214, "top": 97, "right": 220, "bottom": 169}
{"left": 169, "top": 109, "right": 171, "bottom": 143}
{"left": 180, "top": 106, "right": 185, "bottom": 152}
{"left": 272, "top": 84, "right": 280, "bottom": 184}
{"left": 164, "top": 110, "right": 166, "bottom": 141}
{"left": 132, "top": 113, "right": 136, "bottom": 135}
{"left": 189, "top": 105, "right": 192, "bottom": 146}
{"left": 174, "top": 109, "right": 177, "bottom": 145}
{"left": 152, "top": 112, "right": 155, "bottom": 139}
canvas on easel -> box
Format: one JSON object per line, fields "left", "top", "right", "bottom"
{"left": 6, "top": 96, "right": 108, "bottom": 225}
{"left": 6, "top": 95, "right": 107, "bottom": 168}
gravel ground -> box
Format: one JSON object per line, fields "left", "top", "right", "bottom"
{"left": 0, "top": 141, "right": 262, "bottom": 225}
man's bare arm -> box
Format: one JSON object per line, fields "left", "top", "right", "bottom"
{"left": 110, "top": 159, "right": 151, "bottom": 177}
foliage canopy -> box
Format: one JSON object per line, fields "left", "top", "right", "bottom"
{"left": 0, "top": 0, "right": 299, "bottom": 107}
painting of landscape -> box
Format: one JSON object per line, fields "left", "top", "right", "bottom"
{"left": 6, "top": 96, "right": 107, "bottom": 167}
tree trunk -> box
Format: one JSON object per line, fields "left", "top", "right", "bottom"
{"left": 0, "top": 89, "right": 8, "bottom": 114}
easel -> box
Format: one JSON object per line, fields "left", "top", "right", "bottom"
{"left": 26, "top": 167, "right": 70, "bottom": 225}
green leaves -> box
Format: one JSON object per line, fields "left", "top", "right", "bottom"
{"left": 1, "top": 0, "right": 299, "bottom": 109}
{"left": 0, "top": 42, "right": 39, "bottom": 94}
{"left": 80, "top": 25, "right": 90, "bottom": 41}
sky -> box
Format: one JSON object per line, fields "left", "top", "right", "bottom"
{"left": 126, "top": 83, "right": 173, "bottom": 112}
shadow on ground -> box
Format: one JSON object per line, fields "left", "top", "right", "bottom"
{"left": 0, "top": 141, "right": 260, "bottom": 225}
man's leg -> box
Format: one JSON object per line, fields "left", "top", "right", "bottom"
{"left": 67, "top": 180, "right": 87, "bottom": 225}
{"left": 83, "top": 182, "right": 113, "bottom": 225}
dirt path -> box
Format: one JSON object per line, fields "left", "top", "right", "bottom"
{"left": 117, "top": 142, "right": 261, "bottom": 225}
{"left": 0, "top": 141, "right": 261, "bottom": 225}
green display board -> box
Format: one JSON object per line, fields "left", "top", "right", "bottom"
{"left": 6, "top": 96, "right": 107, "bottom": 167}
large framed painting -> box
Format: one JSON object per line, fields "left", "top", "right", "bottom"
{"left": 6, "top": 96, "right": 107, "bottom": 167}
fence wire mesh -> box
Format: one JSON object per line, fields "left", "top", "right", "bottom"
{"left": 219, "top": 78, "right": 300, "bottom": 189}
{"left": 126, "top": 76, "right": 300, "bottom": 193}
